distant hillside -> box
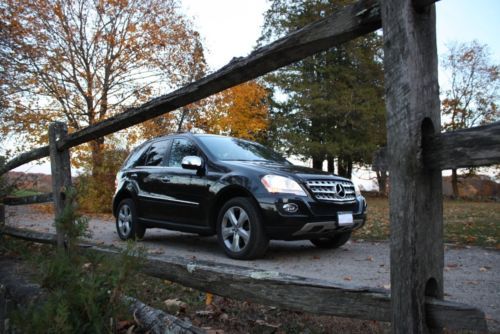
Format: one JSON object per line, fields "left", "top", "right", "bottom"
{"left": 6, "top": 172, "right": 52, "bottom": 193}
{"left": 442, "top": 175, "right": 499, "bottom": 199}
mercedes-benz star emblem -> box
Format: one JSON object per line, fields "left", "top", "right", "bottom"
{"left": 335, "top": 183, "right": 346, "bottom": 198}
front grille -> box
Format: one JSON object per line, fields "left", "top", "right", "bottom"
{"left": 305, "top": 180, "right": 356, "bottom": 203}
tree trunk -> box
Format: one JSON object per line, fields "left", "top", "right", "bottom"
{"left": 376, "top": 170, "right": 388, "bottom": 196}
{"left": 0, "top": 203, "right": 4, "bottom": 225}
{"left": 337, "top": 157, "right": 352, "bottom": 179}
{"left": 312, "top": 158, "right": 323, "bottom": 170}
{"left": 327, "top": 157, "right": 335, "bottom": 173}
{"left": 451, "top": 169, "right": 459, "bottom": 198}
{"left": 347, "top": 159, "right": 352, "bottom": 179}
{"left": 90, "top": 138, "right": 105, "bottom": 177}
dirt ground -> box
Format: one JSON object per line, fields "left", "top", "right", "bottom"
{"left": 4, "top": 204, "right": 500, "bottom": 332}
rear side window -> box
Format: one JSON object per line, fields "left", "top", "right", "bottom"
{"left": 168, "top": 139, "right": 199, "bottom": 167}
{"left": 144, "top": 140, "right": 170, "bottom": 166}
{"left": 122, "top": 143, "right": 150, "bottom": 170}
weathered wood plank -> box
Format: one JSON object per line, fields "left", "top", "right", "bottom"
{"left": 3, "top": 193, "right": 53, "bottom": 206}
{"left": 2, "top": 225, "right": 57, "bottom": 244}
{"left": 424, "top": 122, "right": 500, "bottom": 170}
{"left": 381, "top": 0, "right": 444, "bottom": 332}
{"left": 412, "top": 0, "right": 440, "bottom": 10}
{"left": 0, "top": 226, "right": 488, "bottom": 331}
{"left": 48, "top": 122, "right": 72, "bottom": 249}
{"left": 0, "top": 146, "right": 50, "bottom": 176}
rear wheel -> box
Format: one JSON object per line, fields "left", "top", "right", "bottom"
{"left": 116, "top": 199, "right": 146, "bottom": 240}
{"left": 217, "top": 197, "right": 268, "bottom": 260}
{"left": 310, "top": 231, "right": 351, "bottom": 249}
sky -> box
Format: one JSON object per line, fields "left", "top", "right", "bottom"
{"left": 11, "top": 0, "right": 500, "bottom": 175}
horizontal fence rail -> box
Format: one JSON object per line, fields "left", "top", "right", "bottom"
{"left": 424, "top": 121, "right": 500, "bottom": 170}
{"left": 0, "top": 226, "right": 488, "bottom": 331}
{"left": 3, "top": 193, "right": 53, "bottom": 206}
{"left": 0, "top": 0, "right": 382, "bottom": 175}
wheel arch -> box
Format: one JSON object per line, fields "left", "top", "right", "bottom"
{"left": 209, "top": 185, "right": 260, "bottom": 230}
{"left": 113, "top": 187, "right": 136, "bottom": 217}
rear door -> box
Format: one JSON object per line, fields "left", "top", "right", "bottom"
{"left": 134, "top": 139, "right": 171, "bottom": 221}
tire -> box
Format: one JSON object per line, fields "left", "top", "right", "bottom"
{"left": 116, "top": 198, "right": 146, "bottom": 240}
{"left": 310, "top": 231, "right": 351, "bottom": 249}
{"left": 216, "top": 197, "right": 269, "bottom": 260}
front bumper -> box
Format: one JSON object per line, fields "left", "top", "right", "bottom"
{"left": 258, "top": 194, "right": 367, "bottom": 240}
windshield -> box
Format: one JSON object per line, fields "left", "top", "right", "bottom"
{"left": 197, "top": 136, "right": 290, "bottom": 164}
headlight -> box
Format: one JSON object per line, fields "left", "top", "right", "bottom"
{"left": 354, "top": 182, "right": 362, "bottom": 197}
{"left": 261, "top": 175, "right": 307, "bottom": 196}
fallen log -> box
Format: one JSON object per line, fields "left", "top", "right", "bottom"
{"left": 124, "top": 296, "right": 205, "bottom": 334}
{"left": 0, "top": 225, "right": 488, "bottom": 331}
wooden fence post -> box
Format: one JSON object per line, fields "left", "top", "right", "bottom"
{"left": 48, "top": 122, "right": 72, "bottom": 249}
{"left": 0, "top": 203, "right": 4, "bottom": 226}
{"left": 381, "top": 0, "right": 443, "bottom": 333}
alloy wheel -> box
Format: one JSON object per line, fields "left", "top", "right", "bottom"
{"left": 221, "top": 206, "right": 251, "bottom": 253}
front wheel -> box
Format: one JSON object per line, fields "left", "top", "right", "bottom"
{"left": 310, "top": 231, "right": 351, "bottom": 249}
{"left": 216, "top": 197, "right": 268, "bottom": 260}
{"left": 116, "top": 199, "right": 146, "bottom": 240}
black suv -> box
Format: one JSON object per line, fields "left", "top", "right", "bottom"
{"left": 113, "top": 133, "right": 367, "bottom": 259}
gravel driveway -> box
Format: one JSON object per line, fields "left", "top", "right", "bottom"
{"left": 5, "top": 205, "right": 500, "bottom": 332}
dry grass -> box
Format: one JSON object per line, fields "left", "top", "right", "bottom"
{"left": 354, "top": 197, "right": 500, "bottom": 248}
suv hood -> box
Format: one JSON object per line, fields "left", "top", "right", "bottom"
{"left": 223, "top": 160, "right": 351, "bottom": 182}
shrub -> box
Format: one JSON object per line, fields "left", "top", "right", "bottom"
{"left": 77, "top": 148, "right": 129, "bottom": 213}
{"left": 12, "top": 188, "right": 143, "bottom": 333}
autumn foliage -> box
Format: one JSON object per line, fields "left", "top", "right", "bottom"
{"left": 196, "top": 81, "right": 269, "bottom": 140}
{"left": 0, "top": 0, "right": 205, "bottom": 164}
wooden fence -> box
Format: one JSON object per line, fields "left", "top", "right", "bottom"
{"left": 1, "top": 0, "right": 499, "bottom": 332}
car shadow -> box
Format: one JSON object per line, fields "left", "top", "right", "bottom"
{"left": 137, "top": 228, "right": 347, "bottom": 262}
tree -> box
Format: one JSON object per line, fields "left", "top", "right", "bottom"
{"left": 195, "top": 81, "right": 269, "bottom": 141}
{"left": 258, "top": 0, "right": 386, "bottom": 178}
{"left": 135, "top": 35, "right": 207, "bottom": 140}
{"left": 441, "top": 41, "right": 499, "bottom": 197}
{"left": 0, "top": 0, "right": 205, "bottom": 174}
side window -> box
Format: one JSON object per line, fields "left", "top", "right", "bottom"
{"left": 168, "top": 139, "right": 199, "bottom": 167}
{"left": 122, "top": 143, "right": 150, "bottom": 169}
{"left": 144, "top": 140, "right": 170, "bottom": 166}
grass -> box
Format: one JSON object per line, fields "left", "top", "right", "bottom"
{"left": 354, "top": 197, "right": 500, "bottom": 248}
{"left": 11, "top": 189, "right": 41, "bottom": 197}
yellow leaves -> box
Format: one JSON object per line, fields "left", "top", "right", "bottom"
{"left": 126, "top": 23, "right": 137, "bottom": 33}
{"left": 199, "top": 81, "right": 269, "bottom": 140}
{"left": 53, "top": 3, "right": 63, "bottom": 18}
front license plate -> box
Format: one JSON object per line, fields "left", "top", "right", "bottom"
{"left": 338, "top": 212, "right": 354, "bottom": 226}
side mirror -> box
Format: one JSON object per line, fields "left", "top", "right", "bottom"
{"left": 181, "top": 156, "right": 204, "bottom": 170}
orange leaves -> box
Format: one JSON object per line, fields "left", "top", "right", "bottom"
{"left": 1, "top": 0, "right": 207, "bottom": 167}
{"left": 198, "top": 81, "right": 269, "bottom": 140}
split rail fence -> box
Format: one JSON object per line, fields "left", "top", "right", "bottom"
{"left": 1, "top": 0, "right": 499, "bottom": 332}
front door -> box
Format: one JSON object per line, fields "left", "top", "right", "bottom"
{"left": 157, "top": 138, "right": 206, "bottom": 226}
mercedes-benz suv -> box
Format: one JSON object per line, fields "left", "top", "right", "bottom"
{"left": 113, "top": 133, "right": 367, "bottom": 260}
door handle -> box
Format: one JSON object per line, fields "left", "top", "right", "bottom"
{"left": 130, "top": 173, "right": 138, "bottom": 178}
{"left": 160, "top": 176, "right": 171, "bottom": 183}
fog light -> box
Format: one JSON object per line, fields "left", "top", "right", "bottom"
{"left": 282, "top": 203, "right": 299, "bottom": 213}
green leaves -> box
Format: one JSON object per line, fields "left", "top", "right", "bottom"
{"left": 259, "top": 0, "right": 386, "bottom": 176}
